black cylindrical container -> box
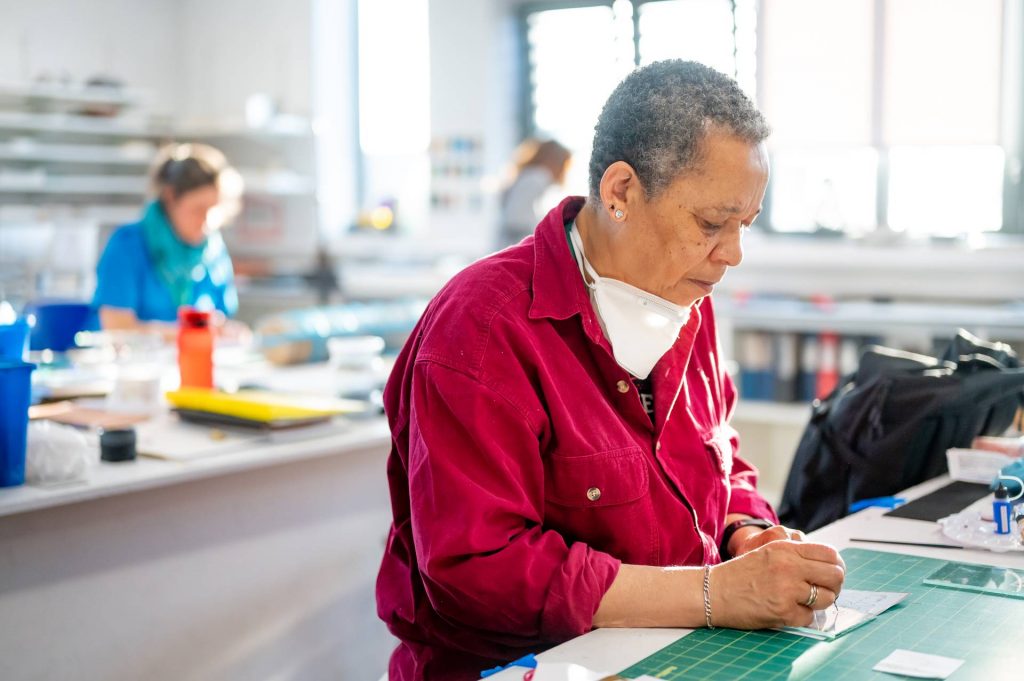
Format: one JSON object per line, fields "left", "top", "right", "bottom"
{"left": 100, "top": 428, "right": 137, "bottom": 462}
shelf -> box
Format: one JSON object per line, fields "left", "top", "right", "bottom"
{"left": 0, "top": 175, "right": 146, "bottom": 195}
{"left": 716, "top": 298, "right": 1024, "bottom": 341}
{"left": 0, "top": 176, "right": 313, "bottom": 203}
{"left": 176, "top": 117, "right": 314, "bottom": 139}
{"left": 0, "top": 111, "right": 320, "bottom": 141}
{"left": 0, "top": 142, "right": 153, "bottom": 166}
{"left": 722, "top": 233, "right": 1024, "bottom": 303}
{"left": 0, "top": 111, "right": 167, "bottom": 138}
{"left": 0, "top": 80, "right": 321, "bottom": 296}
{"left": 0, "top": 82, "right": 139, "bottom": 109}
{"left": 0, "top": 203, "right": 139, "bottom": 224}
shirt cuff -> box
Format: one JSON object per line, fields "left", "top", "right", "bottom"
{"left": 540, "top": 542, "right": 621, "bottom": 640}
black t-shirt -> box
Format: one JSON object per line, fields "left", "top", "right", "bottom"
{"left": 634, "top": 376, "right": 655, "bottom": 425}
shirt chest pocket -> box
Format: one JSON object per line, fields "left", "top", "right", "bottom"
{"left": 545, "top": 446, "right": 649, "bottom": 508}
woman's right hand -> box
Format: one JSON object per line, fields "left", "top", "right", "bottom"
{"left": 709, "top": 540, "right": 845, "bottom": 629}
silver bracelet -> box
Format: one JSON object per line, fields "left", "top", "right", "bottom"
{"left": 703, "top": 564, "right": 714, "bottom": 629}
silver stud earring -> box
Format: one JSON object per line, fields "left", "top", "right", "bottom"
{"left": 614, "top": 209, "right": 624, "bottom": 220}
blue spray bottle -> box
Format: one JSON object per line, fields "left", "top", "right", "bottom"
{"left": 994, "top": 484, "right": 1012, "bottom": 535}
{"left": 993, "top": 475, "right": 1024, "bottom": 535}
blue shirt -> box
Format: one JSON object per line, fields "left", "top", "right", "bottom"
{"left": 92, "top": 222, "right": 238, "bottom": 323}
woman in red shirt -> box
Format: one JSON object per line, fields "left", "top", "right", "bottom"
{"left": 377, "top": 60, "right": 846, "bottom": 680}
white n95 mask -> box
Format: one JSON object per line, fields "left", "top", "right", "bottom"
{"left": 569, "top": 223, "right": 690, "bottom": 379}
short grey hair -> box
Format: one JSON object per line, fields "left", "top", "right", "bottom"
{"left": 588, "top": 60, "right": 770, "bottom": 201}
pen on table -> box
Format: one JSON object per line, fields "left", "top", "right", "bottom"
{"left": 849, "top": 538, "right": 963, "bottom": 549}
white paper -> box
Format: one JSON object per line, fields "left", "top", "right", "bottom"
{"left": 873, "top": 649, "right": 964, "bottom": 679}
{"left": 525, "top": 663, "right": 611, "bottom": 681}
{"left": 836, "top": 589, "right": 909, "bottom": 616}
{"left": 777, "top": 589, "right": 908, "bottom": 640}
{"left": 135, "top": 415, "right": 265, "bottom": 461}
{"left": 500, "top": 663, "right": 660, "bottom": 681}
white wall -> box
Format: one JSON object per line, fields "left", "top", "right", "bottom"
{"left": 399, "top": 0, "right": 518, "bottom": 250}
{"left": 0, "top": 0, "right": 315, "bottom": 123}
{"left": 178, "top": 0, "right": 313, "bottom": 124}
{"left": 0, "top": 0, "right": 182, "bottom": 114}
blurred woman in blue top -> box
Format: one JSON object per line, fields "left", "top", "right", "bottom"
{"left": 93, "top": 143, "right": 243, "bottom": 331}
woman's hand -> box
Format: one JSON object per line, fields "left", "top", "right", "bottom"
{"left": 729, "top": 524, "right": 806, "bottom": 558}
{"left": 710, "top": 540, "right": 845, "bottom": 630}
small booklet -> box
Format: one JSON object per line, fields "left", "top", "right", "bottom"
{"left": 777, "top": 589, "right": 909, "bottom": 641}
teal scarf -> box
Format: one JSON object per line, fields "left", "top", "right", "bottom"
{"left": 140, "top": 200, "right": 208, "bottom": 309}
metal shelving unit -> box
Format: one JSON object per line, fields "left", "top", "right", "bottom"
{"left": 0, "top": 82, "right": 320, "bottom": 305}
{"left": 716, "top": 298, "right": 1024, "bottom": 341}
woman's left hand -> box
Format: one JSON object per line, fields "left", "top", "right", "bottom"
{"left": 730, "top": 524, "right": 806, "bottom": 558}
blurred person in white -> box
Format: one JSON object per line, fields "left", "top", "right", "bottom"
{"left": 92, "top": 143, "right": 247, "bottom": 339}
{"left": 499, "top": 138, "right": 572, "bottom": 246}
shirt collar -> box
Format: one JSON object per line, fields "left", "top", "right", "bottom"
{"left": 528, "top": 196, "right": 591, "bottom": 323}
{"left": 527, "top": 195, "right": 712, "bottom": 364}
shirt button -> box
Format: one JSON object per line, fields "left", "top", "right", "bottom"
{"left": 616, "top": 380, "right": 629, "bottom": 393}
{"left": 586, "top": 487, "right": 602, "bottom": 502}
{"left": 656, "top": 441, "right": 662, "bottom": 451}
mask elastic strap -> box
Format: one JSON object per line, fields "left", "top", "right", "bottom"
{"left": 569, "top": 223, "right": 600, "bottom": 290}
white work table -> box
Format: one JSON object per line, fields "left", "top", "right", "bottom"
{"left": 0, "top": 417, "right": 391, "bottom": 518}
{"left": 486, "top": 475, "right": 1024, "bottom": 679}
{"left": 0, "top": 362, "right": 396, "bottom": 681}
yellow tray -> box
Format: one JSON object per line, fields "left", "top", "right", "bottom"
{"left": 165, "top": 388, "right": 358, "bottom": 423}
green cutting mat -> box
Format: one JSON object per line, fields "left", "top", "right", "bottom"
{"left": 618, "top": 548, "right": 1024, "bottom": 680}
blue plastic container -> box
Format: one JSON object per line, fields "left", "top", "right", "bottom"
{"left": 0, "top": 360, "right": 34, "bottom": 487}
{"left": 24, "top": 301, "right": 91, "bottom": 352}
{"left": 0, "top": 319, "right": 30, "bottom": 361}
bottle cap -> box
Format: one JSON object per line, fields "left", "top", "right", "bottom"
{"left": 178, "top": 307, "right": 211, "bottom": 329}
{"left": 100, "top": 428, "right": 137, "bottom": 462}
{"left": 994, "top": 483, "right": 1009, "bottom": 499}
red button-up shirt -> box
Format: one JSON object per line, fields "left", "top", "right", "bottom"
{"left": 377, "top": 197, "right": 777, "bottom": 680}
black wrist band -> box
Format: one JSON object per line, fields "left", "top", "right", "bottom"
{"left": 720, "top": 518, "right": 774, "bottom": 560}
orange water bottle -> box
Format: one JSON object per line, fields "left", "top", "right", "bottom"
{"left": 178, "top": 308, "right": 214, "bottom": 389}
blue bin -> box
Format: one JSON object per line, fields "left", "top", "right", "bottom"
{"left": 24, "top": 301, "right": 92, "bottom": 352}
{"left": 0, "top": 319, "right": 30, "bottom": 361}
{"left": 0, "top": 361, "right": 35, "bottom": 487}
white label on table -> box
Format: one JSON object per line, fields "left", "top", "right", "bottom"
{"left": 873, "top": 649, "right": 965, "bottom": 679}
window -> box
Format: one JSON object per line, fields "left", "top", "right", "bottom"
{"left": 522, "top": 0, "right": 746, "bottom": 195}
{"left": 524, "top": 3, "right": 635, "bottom": 194}
{"left": 357, "top": 0, "right": 430, "bottom": 155}
{"left": 354, "top": 0, "right": 432, "bottom": 233}
{"left": 637, "top": 0, "right": 735, "bottom": 75}
{"left": 521, "top": 0, "right": 1023, "bottom": 235}
{"left": 759, "top": 0, "right": 876, "bottom": 233}
{"left": 759, "top": 0, "right": 1011, "bottom": 235}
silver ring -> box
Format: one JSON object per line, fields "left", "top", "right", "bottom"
{"left": 803, "top": 583, "right": 818, "bottom": 608}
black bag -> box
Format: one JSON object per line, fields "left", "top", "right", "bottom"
{"left": 778, "top": 329, "right": 1024, "bottom": 532}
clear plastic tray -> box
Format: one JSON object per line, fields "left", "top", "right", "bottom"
{"left": 937, "top": 508, "right": 1024, "bottom": 553}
